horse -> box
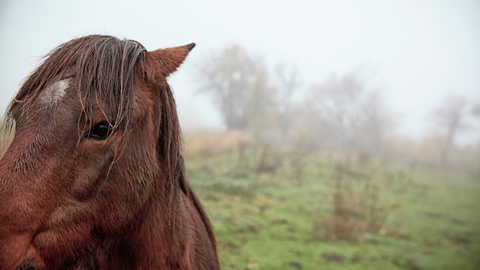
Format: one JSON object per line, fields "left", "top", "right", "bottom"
{"left": 0, "top": 35, "right": 220, "bottom": 270}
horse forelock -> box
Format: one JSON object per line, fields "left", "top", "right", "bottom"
{"left": 8, "top": 36, "right": 145, "bottom": 130}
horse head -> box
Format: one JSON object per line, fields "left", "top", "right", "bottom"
{"left": 0, "top": 35, "right": 218, "bottom": 270}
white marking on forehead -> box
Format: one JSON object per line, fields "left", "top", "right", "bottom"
{"left": 40, "top": 78, "right": 71, "bottom": 107}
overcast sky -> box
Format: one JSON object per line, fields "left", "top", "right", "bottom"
{"left": 1, "top": 0, "right": 479, "bottom": 144}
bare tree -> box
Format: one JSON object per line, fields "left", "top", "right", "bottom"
{"left": 309, "top": 74, "right": 362, "bottom": 150}
{"left": 274, "top": 62, "right": 301, "bottom": 141}
{"left": 359, "top": 91, "right": 393, "bottom": 153}
{"left": 304, "top": 73, "right": 392, "bottom": 153}
{"left": 472, "top": 101, "right": 480, "bottom": 119}
{"left": 431, "top": 96, "right": 470, "bottom": 166}
{"left": 196, "top": 45, "right": 276, "bottom": 131}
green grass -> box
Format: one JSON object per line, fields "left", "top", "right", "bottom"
{"left": 186, "top": 150, "right": 480, "bottom": 270}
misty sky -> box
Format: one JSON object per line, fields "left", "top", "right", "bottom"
{"left": 1, "top": 0, "right": 479, "bottom": 144}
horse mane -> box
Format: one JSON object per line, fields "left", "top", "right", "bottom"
{"left": 6, "top": 35, "right": 217, "bottom": 257}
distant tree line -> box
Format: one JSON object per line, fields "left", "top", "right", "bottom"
{"left": 196, "top": 44, "right": 392, "bottom": 154}
{"left": 196, "top": 44, "right": 480, "bottom": 171}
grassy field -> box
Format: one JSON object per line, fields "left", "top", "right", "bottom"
{"left": 185, "top": 146, "right": 480, "bottom": 270}
{"left": 0, "top": 120, "right": 15, "bottom": 159}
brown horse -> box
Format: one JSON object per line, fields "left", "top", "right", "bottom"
{"left": 0, "top": 35, "right": 219, "bottom": 270}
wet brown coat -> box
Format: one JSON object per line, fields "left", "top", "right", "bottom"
{"left": 0, "top": 35, "right": 219, "bottom": 270}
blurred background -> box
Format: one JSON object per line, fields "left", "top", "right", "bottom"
{"left": 1, "top": 1, "right": 479, "bottom": 269}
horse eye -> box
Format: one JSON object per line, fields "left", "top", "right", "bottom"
{"left": 86, "top": 121, "right": 114, "bottom": 140}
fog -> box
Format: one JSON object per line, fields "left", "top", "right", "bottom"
{"left": 1, "top": 1, "right": 479, "bottom": 268}
{"left": 1, "top": 0, "right": 479, "bottom": 146}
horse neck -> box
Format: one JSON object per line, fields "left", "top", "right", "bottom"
{"left": 86, "top": 160, "right": 190, "bottom": 269}
{"left": 96, "top": 193, "right": 191, "bottom": 270}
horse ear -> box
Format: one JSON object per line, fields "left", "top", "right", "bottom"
{"left": 143, "top": 43, "right": 195, "bottom": 83}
